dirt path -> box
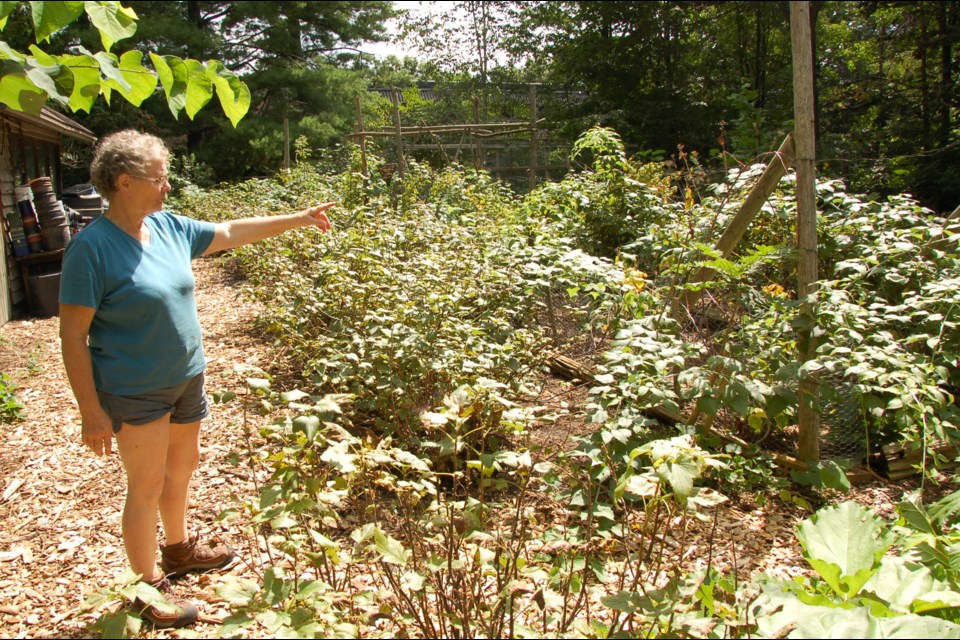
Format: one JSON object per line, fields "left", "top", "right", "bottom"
{"left": 0, "top": 256, "right": 945, "bottom": 638}
{"left": 0, "top": 257, "right": 274, "bottom": 638}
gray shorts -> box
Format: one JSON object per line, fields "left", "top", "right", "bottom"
{"left": 97, "top": 373, "right": 210, "bottom": 434}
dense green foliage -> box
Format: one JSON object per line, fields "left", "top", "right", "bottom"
{"left": 79, "top": 127, "right": 951, "bottom": 636}
{"left": 12, "top": 1, "right": 955, "bottom": 211}
{"left": 0, "top": 1, "right": 250, "bottom": 124}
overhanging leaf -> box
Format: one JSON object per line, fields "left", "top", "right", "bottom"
{"left": 0, "top": 1, "right": 19, "bottom": 29}
{"left": 31, "top": 1, "right": 85, "bottom": 44}
{"left": 22, "top": 55, "right": 70, "bottom": 105}
{"left": 207, "top": 59, "right": 250, "bottom": 127}
{"left": 0, "top": 61, "right": 46, "bottom": 113}
{"left": 183, "top": 58, "right": 212, "bottom": 119}
{"left": 84, "top": 0, "right": 137, "bottom": 51}
{"left": 58, "top": 53, "right": 101, "bottom": 112}
{"left": 149, "top": 52, "right": 187, "bottom": 119}
{"left": 109, "top": 50, "right": 156, "bottom": 106}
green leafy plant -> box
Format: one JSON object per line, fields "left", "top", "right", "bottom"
{"left": 82, "top": 569, "right": 184, "bottom": 639}
{"left": 0, "top": 373, "right": 25, "bottom": 423}
{"left": 751, "top": 495, "right": 960, "bottom": 638}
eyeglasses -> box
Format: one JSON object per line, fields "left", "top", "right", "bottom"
{"left": 134, "top": 174, "right": 169, "bottom": 186}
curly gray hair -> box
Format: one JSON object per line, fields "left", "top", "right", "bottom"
{"left": 89, "top": 130, "right": 170, "bottom": 197}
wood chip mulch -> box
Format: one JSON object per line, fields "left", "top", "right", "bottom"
{"left": 0, "top": 256, "right": 953, "bottom": 638}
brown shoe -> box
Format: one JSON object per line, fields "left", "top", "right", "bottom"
{"left": 132, "top": 576, "right": 199, "bottom": 629}
{"left": 161, "top": 534, "right": 236, "bottom": 579}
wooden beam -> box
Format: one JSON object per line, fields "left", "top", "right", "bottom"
{"left": 681, "top": 133, "right": 795, "bottom": 308}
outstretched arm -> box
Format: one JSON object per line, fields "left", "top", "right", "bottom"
{"left": 204, "top": 202, "right": 335, "bottom": 256}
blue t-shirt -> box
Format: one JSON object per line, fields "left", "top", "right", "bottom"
{"left": 59, "top": 211, "right": 216, "bottom": 395}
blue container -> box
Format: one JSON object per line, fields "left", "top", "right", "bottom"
{"left": 11, "top": 236, "right": 29, "bottom": 257}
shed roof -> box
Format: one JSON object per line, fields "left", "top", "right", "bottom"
{"left": 0, "top": 105, "right": 96, "bottom": 144}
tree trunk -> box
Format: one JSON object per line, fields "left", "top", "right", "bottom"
{"left": 919, "top": 8, "right": 931, "bottom": 148}
{"left": 939, "top": 3, "right": 953, "bottom": 149}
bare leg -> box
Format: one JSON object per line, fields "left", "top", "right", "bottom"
{"left": 116, "top": 416, "right": 171, "bottom": 583}
{"left": 159, "top": 421, "right": 201, "bottom": 546}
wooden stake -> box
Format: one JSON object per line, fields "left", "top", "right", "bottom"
{"left": 529, "top": 83, "right": 539, "bottom": 191}
{"left": 681, "top": 133, "right": 795, "bottom": 309}
{"left": 792, "top": 1, "right": 820, "bottom": 462}
{"left": 391, "top": 87, "right": 406, "bottom": 177}
{"left": 355, "top": 95, "right": 367, "bottom": 179}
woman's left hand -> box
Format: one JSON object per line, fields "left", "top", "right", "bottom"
{"left": 303, "top": 202, "right": 335, "bottom": 232}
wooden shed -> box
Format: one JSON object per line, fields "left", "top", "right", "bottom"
{"left": 0, "top": 106, "right": 97, "bottom": 324}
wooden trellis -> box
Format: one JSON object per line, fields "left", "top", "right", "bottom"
{"left": 349, "top": 85, "right": 569, "bottom": 191}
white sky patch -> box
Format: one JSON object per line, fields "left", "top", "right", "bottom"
{"left": 360, "top": 1, "right": 452, "bottom": 60}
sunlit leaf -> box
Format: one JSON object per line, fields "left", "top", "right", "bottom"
{"left": 149, "top": 52, "right": 187, "bottom": 119}
{"left": 182, "top": 58, "right": 212, "bottom": 119}
{"left": 374, "top": 529, "right": 410, "bottom": 566}
{"left": 31, "top": 1, "right": 84, "bottom": 44}
{"left": 207, "top": 59, "right": 250, "bottom": 127}
{"left": 84, "top": 0, "right": 137, "bottom": 51}
{"left": 0, "top": 60, "right": 46, "bottom": 113}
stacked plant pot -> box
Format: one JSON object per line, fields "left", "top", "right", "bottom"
{"left": 28, "top": 177, "right": 71, "bottom": 251}
{"left": 15, "top": 185, "right": 43, "bottom": 253}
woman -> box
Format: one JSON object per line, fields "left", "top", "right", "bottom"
{"left": 59, "top": 130, "right": 334, "bottom": 628}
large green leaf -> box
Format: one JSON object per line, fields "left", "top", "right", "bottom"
{"left": 183, "top": 58, "right": 212, "bottom": 119}
{"left": 84, "top": 0, "right": 137, "bottom": 51}
{"left": 757, "top": 596, "right": 960, "bottom": 639}
{"left": 796, "top": 501, "right": 892, "bottom": 598}
{"left": 108, "top": 50, "right": 155, "bottom": 106}
{"left": 149, "top": 52, "right": 187, "bottom": 119}
{"left": 862, "top": 556, "right": 935, "bottom": 613}
{"left": 208, "top": 60, "right": 250, "bottom": 128}
{"left": 89, "top": 49, "right": 128, "bottom": 92}
{"left": 31, "top": 1, "right": 84, "bottom": 43}
{"left": 0, "top": 1, "right": 19, "bottom": 29}
{"left": 22, "top": 55, "right": 70, "bottom": 105}
{"left": 373, "top": 529, "right": 410, "bottom": 566}
{"left": 58, "top": 53, "right": 100, "bottom": 112}
{"left": 0, "top": 61, "right": 45, "bottom": 113}
{"left": 292, "top": 415, "right": 320, "bottom": 442}
{"left": 655, "top": 458, "right": 698, "bottom": 501}
{"left": 0, "top": 41, "right": 25, "bottom": 62}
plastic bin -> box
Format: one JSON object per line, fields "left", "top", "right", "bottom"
{"left": 27, "top": 271, "right": 61, "bottom": 317}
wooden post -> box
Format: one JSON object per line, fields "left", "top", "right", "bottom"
{"left": 792, "top": 1, "right": 820, "bottom": 462}
{"left": 283, "top": 117, "right": 290, "bottom": 170}
{"left": 681, "top": 133, "right": 795, "bottom": 309}
{"left": 474, "top": 95, "right": 483, "bottom": 171}
{"left": 391, "top": 87, "right": 406, "bottom": 177}
{"left": 355, "top": 95, "right": 368, "bottom": 178}
{"left": 529, "top": 83, "right": 539, "bottom": 191}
